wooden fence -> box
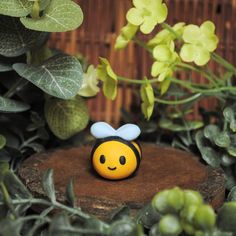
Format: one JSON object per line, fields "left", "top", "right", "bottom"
{"left": 49, "top": 0, "right": 236, "bottom": 126}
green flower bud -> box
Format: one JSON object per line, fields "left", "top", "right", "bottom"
{"left": 159, "top": 215, "right": 182, "bottom": 236}
{"left": 181, "top": 220, "right": 196, "bottom": 235}
{"left": 166, "top": 187, "right": 185, "bottom": 213}
{"left": 181, "top": 205, "right": 199, "bottom": 223}
{"left": 183, "top": 190, "right": 203, "bottom": 207}
{"left": 193, "top": 205, "right": 216, "bottom": 230}
{"left": 152, "top": 190, "right": 169, "bottom": 214}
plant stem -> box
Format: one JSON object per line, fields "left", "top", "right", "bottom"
{"left": 132, "top": 37, "right": 152, "bottom": 53}
{"left": 212, "top": 53, "right": 236, "bottom": 74}
{"left": 161, "top": 22, "right": 181, "bottom": 39}
{"left": 176, "top": 62, "right": 219, "bottom": 86}
{"left": 3, "top": 79, "right": 28, "bottom": 98}
{"left": 155, "top": 93, "right": 202, "bottom": 105}
{"left": 0, "top": 182, "right": 18, "bottom": 219}
{"left": 118, "top": 76, "right": 159, "bottom": 84}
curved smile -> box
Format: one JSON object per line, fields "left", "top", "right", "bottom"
{"left": 108, "top": 167, "right": 117, "bottom": 171}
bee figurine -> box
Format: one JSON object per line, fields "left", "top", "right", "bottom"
{"left": 90, "top": 122, "right": 142, "bottom": 180}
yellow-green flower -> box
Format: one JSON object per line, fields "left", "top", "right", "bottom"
{"left": 140, "top": 80, "right": 155, "bottom": 120}
{"left": 115, "top": 23, "right": 138, "bottom": 50}
{"left": 180, "top": 21, "right": 219, "bottom": 66}
{"left": 126, "top": 0, "right": 168, "bottom": 34}
{"left": 148, "top": 22, "right": 185, "bottom": 47}
{"left": 151, "top": 41, "right": 179, "bottom": 82}
{"left": 97, "top": 58, "right": 117, "bottom": 100}
{"left": 78, "top": 65, "right": 100, "bottom": 97}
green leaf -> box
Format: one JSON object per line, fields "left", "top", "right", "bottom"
{"left": 20, "top": 0, "right": 83, "bottom": 32}
{"left": 136, "top": 204, "right": 161, "bottom": 229}
{"left": 217, "top": 202, "right": 236, "bottom": 234}
{"left": 42, "top": 169, "right": 56, "bottom": 202}
{"left": 0, "top": 62, "right": 12, "bottom": 72}
{"left": 227, "top": 146, "right": 236, "bottom": 157}
{"left": 227, "top": 186, "right": 236, "bottom": 201}
{"left": 45, "top": 96, "right": 89, "bottom": 139}
{"left": 214, "top": 132, "right": 230, "bottom": 148}
{"left": 223, "top": 107, "right": 235, "bottom": 123}
{"left": 13, "top": 54, "right": 83, "bottom": 99}
{"left": 66, "top": 178, "right": 76, "bottom": 207}
{"left": 203, "top": 124, "right": 220, "bottom": 143}
{"left": 0, "top": 135, "right": 6, "bottom": 150}
{"left": 200, "top": 147, "right": 221, "bottom": 168}
{"left": 0, "top": 0, "right": 33, "bottom": 17}
{"left": 0, "top": 96, "right": 30, "bottom": 113}
{"left": 0, "top": 16, "right": 49, "bottom": 57}
{"left": 221, "top": 154, "right": 235, "bottom": 167}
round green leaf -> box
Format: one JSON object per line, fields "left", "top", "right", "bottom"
{"left": 203, "top": 124, "right": 220, "bottom": 142}
{"left": 45, "top": 96, "right": 89, "bottom": 140}
{"left": 214, "top": 132, "right": 230, "bottom": 148}
{"left": 0, "top": 0, "right": 32, "bottom": 17}
{"left": 0, "top": 96, "right": 30, "bottom": 113}
{"left": 183, "top": 24, "right": 201, "bottom": 43}
{"left": 200, "top": 147, "right": 221, "bottom": 168}
{"left": 0, "top": 16, "right": 49, "bottom": 57}
{"left": 20, "top": 0, "right": 84, "bottom": 32}
{"left": 13, "top": 54, "right": 83, "bottom": 99}
{"left": 217, "top": 202, "right": 236, "bottom": 233}
{"left": 223, "top": 107, "right": 235, "bottom": 123}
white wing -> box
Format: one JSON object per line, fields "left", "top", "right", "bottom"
{"left": 90, "top": 122, "right": 116, "bottom": 139}
{"left": 116, "top": 124, "right": 141, "bottom": 141}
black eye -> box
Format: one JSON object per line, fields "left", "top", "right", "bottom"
{"left": 119, "top": 156, "right": 126, "bottom": 165}
{"left": 100, "top": 155, "right": 105, "bottom": 164}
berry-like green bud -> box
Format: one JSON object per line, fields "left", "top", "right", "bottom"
{"left": 159, "top": 215, "right": 182, "bottom": 236}
{"left": 193, "top": 205, "right": 216, "bottom": 230}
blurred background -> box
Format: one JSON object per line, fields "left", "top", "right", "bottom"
{"left": 49, "top": 0, "right": 236, "bottom": 126}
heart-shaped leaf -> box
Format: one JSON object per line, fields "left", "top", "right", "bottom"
{"left": 20, "top": 0, "right": 83, "bottom": 32}
{"left": 0, "top": 62, "right": 12, "bottom": 72}
{"left": 0, "top": 96, "right": 30, "bottom": 112}
{"left": 13, "top": 54, "right": 83, "bottom": 99}
{"left": 0, "top": 0, "right": 33, "bottom": 17}
{"left": 0, "top": 16, "right": 49, "bottom": 57}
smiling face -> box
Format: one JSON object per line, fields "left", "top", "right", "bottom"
{"left": 92, "top": 139, "right": 140, "bottom": 180}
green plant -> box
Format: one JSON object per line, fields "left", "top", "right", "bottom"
{"left": 96, "top": 0, "right": 236, "bottom": 122}
{"left": 0, "top": 165, "right": 235, "bottom": 236}
{"left": 0, "top": 0, "right": 101, "bottom": 165}
{"left": 196, "top": 107, "right": 236, "bottom": 190}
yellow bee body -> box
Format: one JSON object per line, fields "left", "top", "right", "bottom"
{"left": 90, "top": 122, "right": 142, "bottom": 180}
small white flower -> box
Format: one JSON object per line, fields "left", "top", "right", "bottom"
{"left": 78, "top": 65, "right": 100, "bottom": 97}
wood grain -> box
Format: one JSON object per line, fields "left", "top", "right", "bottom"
{"left": 18, "top": 143, "right": 225, "bottom": 219}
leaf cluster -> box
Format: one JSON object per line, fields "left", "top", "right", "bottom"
{"left": 1, "top": 167, "right": 236, "bottom": 236}
{"left": 196, "top": 107, "right": 236, "bottom": 189}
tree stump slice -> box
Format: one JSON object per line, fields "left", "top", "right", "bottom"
{"left": 19, "top": 143, "right": 225, "bottom": 219}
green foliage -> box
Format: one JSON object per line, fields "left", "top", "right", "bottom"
{"left": 196, "top": 107, "right": 236, "bottom": 189}
{"left": 0, "top": 16, "right": 48, "bottom": 57}
{"left": 0, "top": 0, "right": 88, "bottom": 160}
{"left": 20, "top": 0, "right": 83, "bottom": 32}
{"left": 0, "top": 96, "right": 30, "bottom": 113}
{"left": 44, "top": 96, "right": 89, "bottom": 140}
{"left": 13, "top": 54, "right": 83, "bottom": 99}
